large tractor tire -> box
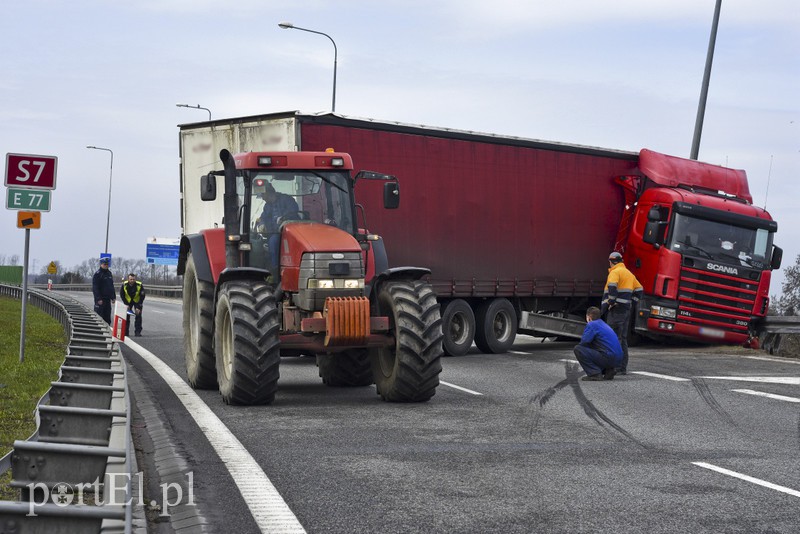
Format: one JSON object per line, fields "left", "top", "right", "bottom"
{"left": 183, "top": 253, "right": 218, "bottom": 389}
{"left": 370, "top": 280, "right": 443, "bottom": 402}
{"left": 440, "top": 299, "right": 475, "bottom": 356}
{"left": 214, "top": 280, "right": 281, "bottom": 405}
{"left": 474, "top": 298, "right": 517, "bottom": 354}
{"left": 317, "top": 350, "right": 373, "bottom": 387}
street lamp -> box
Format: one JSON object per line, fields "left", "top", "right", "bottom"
{"left": 176, "top": 103, "right": 212, "bottom": 120}
{"left": 278, "top": 22, "right": 338, "bottom": 112}
{"left": 690, "top": 0, "right": 722, "bottom": 160}
{"left": 86, "top": 146, "right": 114, "bottom": 254}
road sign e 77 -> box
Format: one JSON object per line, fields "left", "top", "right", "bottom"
{"left": 6, "top": 187, "right": 52, "bottom": 211}
{"left": 5, "top": 153, "right": 58, "bottom": 189}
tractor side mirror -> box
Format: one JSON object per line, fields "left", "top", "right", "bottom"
{"left": 200, "top": 174, "right": 216, "bottom": 201}
{"left": 383, "top": 182, "right": 399, "bottom": 209}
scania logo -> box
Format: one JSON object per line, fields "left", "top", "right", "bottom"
{"left": 707, "top": 262, "right": 738, "bottom": 275}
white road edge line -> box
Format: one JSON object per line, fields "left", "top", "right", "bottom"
{"left": 440, "top": 381, "right": 483, "bottom": 396}
{"left": 630, "top": 371, "right": 690, "bottom": 382}
{"left": 745, "top": 355, "right": 800, "bottom": 365}
{"left": 124, "top": 338, "right": 306, "bottom": 534}
{"left": 732, "top": 389, "right": 800, "bottom": 403}
{"left": 692, "top": 462, "right": 800, "bottom": 498}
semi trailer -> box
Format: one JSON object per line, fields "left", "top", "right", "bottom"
{"left": 179, "top": 111, "right": 782, "bottom": 356}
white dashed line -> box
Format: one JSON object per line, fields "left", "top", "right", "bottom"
{"left": 440, "top": 381, "right": 484, "bottom": 396}
{"left": 731, "top": 389, "right": 800, "bottom": 403}
{"left": 700, "top": 376, "right": 800, "bottom": 385}
{"left": 630, "top": 371, "right": 690, "bottom": 381}
{"left": 692, "top": 462, "right": 800, "bottom": 498}
{"left": 745, "top": 355, "right": 800, "bottom": 365}
{"left": 124, "top": 339, "right": 306, "bottom": 533}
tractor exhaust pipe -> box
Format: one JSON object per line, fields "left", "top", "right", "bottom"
{"left": 220, "top": 149, "right": 240, "bottom": 269}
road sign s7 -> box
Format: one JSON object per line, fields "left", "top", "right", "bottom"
{"left": 5, "top": 153, "right": 58, "bottom": 189}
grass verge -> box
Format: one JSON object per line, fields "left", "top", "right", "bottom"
{"left": 0, "top": 295, "right": 68, "bottom": 500}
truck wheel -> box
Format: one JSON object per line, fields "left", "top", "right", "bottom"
{"left": 441, "top": 299, "right": 475, "bottom": 356}
{"left": 370, "top": 280, "right": 443, "bottom": 402}
{"left": 474, "top": 298, "right": 517, "bottom": 354}
{"left": 183, "top": 253, "right": 218, "bottom": 389}
{"left": 317, "top": 350, "right": 373, "bottom": 387}
{"left": 214, "top": 281, "right": 280, "bottom": 405}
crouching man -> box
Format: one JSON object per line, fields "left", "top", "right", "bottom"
{"left": 574, "top": 306, "right": 623, "bottom": 381}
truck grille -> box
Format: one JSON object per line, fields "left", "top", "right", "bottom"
{"left": 676, "top": 264, "right": 760, "bottom": 332}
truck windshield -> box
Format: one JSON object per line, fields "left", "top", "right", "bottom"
{"left": 248, "top": 170, "right": 355, "bottom": 235}
{"left": 667, "top": 213, "right": 774, "bottom": 269}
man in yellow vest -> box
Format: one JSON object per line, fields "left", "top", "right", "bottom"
{"left": 120, "top": 273, "right": 146, "bottom": 337}
{"left": 601, "top": 251, "right": 642, "bottom": 375}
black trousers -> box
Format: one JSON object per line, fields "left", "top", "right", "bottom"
{"left": 94, "top": 301, "right": 112, "bottom": 325}
{"left": 125, "top": 308, "right": 143, "bottom": 335}
{"left": 607, "top": 305, "right": 631, "bottom": 371}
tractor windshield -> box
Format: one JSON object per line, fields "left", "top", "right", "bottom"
{"left": 248, "top": 170, "right": 355, "bottom": 235}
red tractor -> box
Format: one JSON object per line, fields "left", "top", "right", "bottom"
{"left": 178, "top": 149, "right": 443, "bottom": 405}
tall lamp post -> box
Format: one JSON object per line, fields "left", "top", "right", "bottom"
{"left": 86, "top": 146, "right": 114, "bottom": 254}
{"left": 278, "top": 22, "right": 338, "bottom": 112}
{"left": 176, "top": 103, "right": 212, "bottom": 120}
{"left": 690, "top": 0, "right": 722, "bottom": 160}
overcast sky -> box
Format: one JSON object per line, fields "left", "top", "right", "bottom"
{"left": 1, "top": 1, "right": 798, "bottom": 293}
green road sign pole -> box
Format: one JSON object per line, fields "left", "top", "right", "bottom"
{"left": 20, "top": 228, "right": 30, "bottom": 362}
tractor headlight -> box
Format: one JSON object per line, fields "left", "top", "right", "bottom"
{"left": 307, "top": 278, "right": 364, "bottom": 289}
{"left": 650, "top": 305, "right": 677, "bottom": 319}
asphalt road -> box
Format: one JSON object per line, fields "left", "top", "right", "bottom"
{"left": 66, "top": 292, "right": 800, "bottom": 533}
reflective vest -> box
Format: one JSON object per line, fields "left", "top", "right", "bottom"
{"left": 123, "top": 281, "right": 143, "bottom": 304}
{"left": 603, "top": 263, "right": 643, "bottom": 307}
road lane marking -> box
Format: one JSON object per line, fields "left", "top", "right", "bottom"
{"left": 148, "top": 309, "right": 166, "bottom": 314}
{"left": 700, "top": 376, "right": 800, "bottom": 385}
{"left": 124, "top": 339, "right": 306, "bottom": 533}
{"left": 630, "top": 371, "right": 690, "bottom": 381}
{"left": 745, "top": 356, "right": 800, "bottom": 365}
{"left": 692, "top": 462, "right": 800, "bottom": 498}
{"left": 509, "top": 351, "right": 529, "bottom": 355}
{"left": 732, "top": 389, "right": 800, "bottom": 403}
{"left": 440, "top": 381, "right": 483, "bottom": 396}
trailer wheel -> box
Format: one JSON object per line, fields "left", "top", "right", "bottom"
{"left": 214, "top": 280, "right": 280, "bottom": 405}
{"left": 441, "top": 299, "right": 475, "bottom": 356}
{"left": 474, "top": 298, "right": 517, "bottom": 354}
{"left": 370, "top": 280, "right": 443, "bottom": 402}
{"left": 183, "top": 253, "right": 218, "bottom": 389}
{"left": 317, "top": 350, "right": 373, "bottom": 387}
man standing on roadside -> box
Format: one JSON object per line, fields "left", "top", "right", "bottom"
{"left": 574, "top": 306, "right": 623, "bottom": 381}
{"left": 92, "top": 257, "right": 115, "bottom": 324}
{"left": 120, "top": 273, "right": 145, "bottom": 337}
{"left": 601, "top": 251, "right": 643, "bottom": 375}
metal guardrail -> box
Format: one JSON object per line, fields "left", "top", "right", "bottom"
{"left": 757, "top": 315, "right": 800, "bottom": 355}
{"left": 28, "top": 283, "right": 183, "bottom": 299}
{"left": 0, "top": 284, "right": 134, "bottom": 533}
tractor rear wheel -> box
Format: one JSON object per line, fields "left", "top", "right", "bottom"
{"left": 214, "top": 280, "right": 280, "bottom": 405}
{"left": 370, "top": 280, "right": 443, "bottom": 402}
{"left": 317, "top": 350, "right": 373, "bottom": 387}
{"left": 183, "top": 253, "right": 218, "bottom": 389}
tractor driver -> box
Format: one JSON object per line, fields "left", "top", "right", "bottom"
{"left": 259, "top": 182, "right": 299, "bottom": 274}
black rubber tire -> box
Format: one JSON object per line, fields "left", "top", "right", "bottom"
{"left": 370, "top": 280, "right": 443, "bottom": 402}
{"left": 317, "top": 350, "right": 373, "bottom": 387}
{"left": 474, "top": 298, "right": 518, "bottom": 354}
{"left": 440, "top": 299, "right": 475, "bottom": 356}
{"left": 214, "top": 281, "right": 281, "bottom": 405}
{"left": 183, "top": 253, "right": 218, "bottom": 389}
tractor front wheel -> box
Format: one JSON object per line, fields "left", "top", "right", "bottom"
{"left": 370, "top": 280, "right": 443, "bottom": 402}
{"left": 214, "top": 280, "right": 280, "bottom": 405}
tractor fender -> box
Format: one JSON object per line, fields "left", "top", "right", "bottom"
{"left": 178, "top": 234, "right": 212, "bottom": 281}
{"left": 368, "top": 266, "right": 432, "bottom": 299}
{"left": 217, "top": 267, "right": 272, "bottom": 288}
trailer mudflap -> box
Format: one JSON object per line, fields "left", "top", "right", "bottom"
{"left": 519, "top": 311, "right": 586, "bottom": 340}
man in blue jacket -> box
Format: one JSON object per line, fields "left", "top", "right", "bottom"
{"left": 574, "top": 306, "right": 623, "bottom": 381}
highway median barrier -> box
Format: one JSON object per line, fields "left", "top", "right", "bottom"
{"left": 0, "top": 284, "right": 138, "bottom": 533}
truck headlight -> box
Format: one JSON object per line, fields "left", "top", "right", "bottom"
{"left": 650, "top": 305, "right": 677, "bottom": 319}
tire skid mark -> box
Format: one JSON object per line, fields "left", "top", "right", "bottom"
{"left": 570, "top": 378, "right": 647, "bottom": 449}
{"left": 526, "top": 361, "right": 577, "bottom": 437}
{"left": 691, "top": 377, "right": 739, "bottom": 429}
